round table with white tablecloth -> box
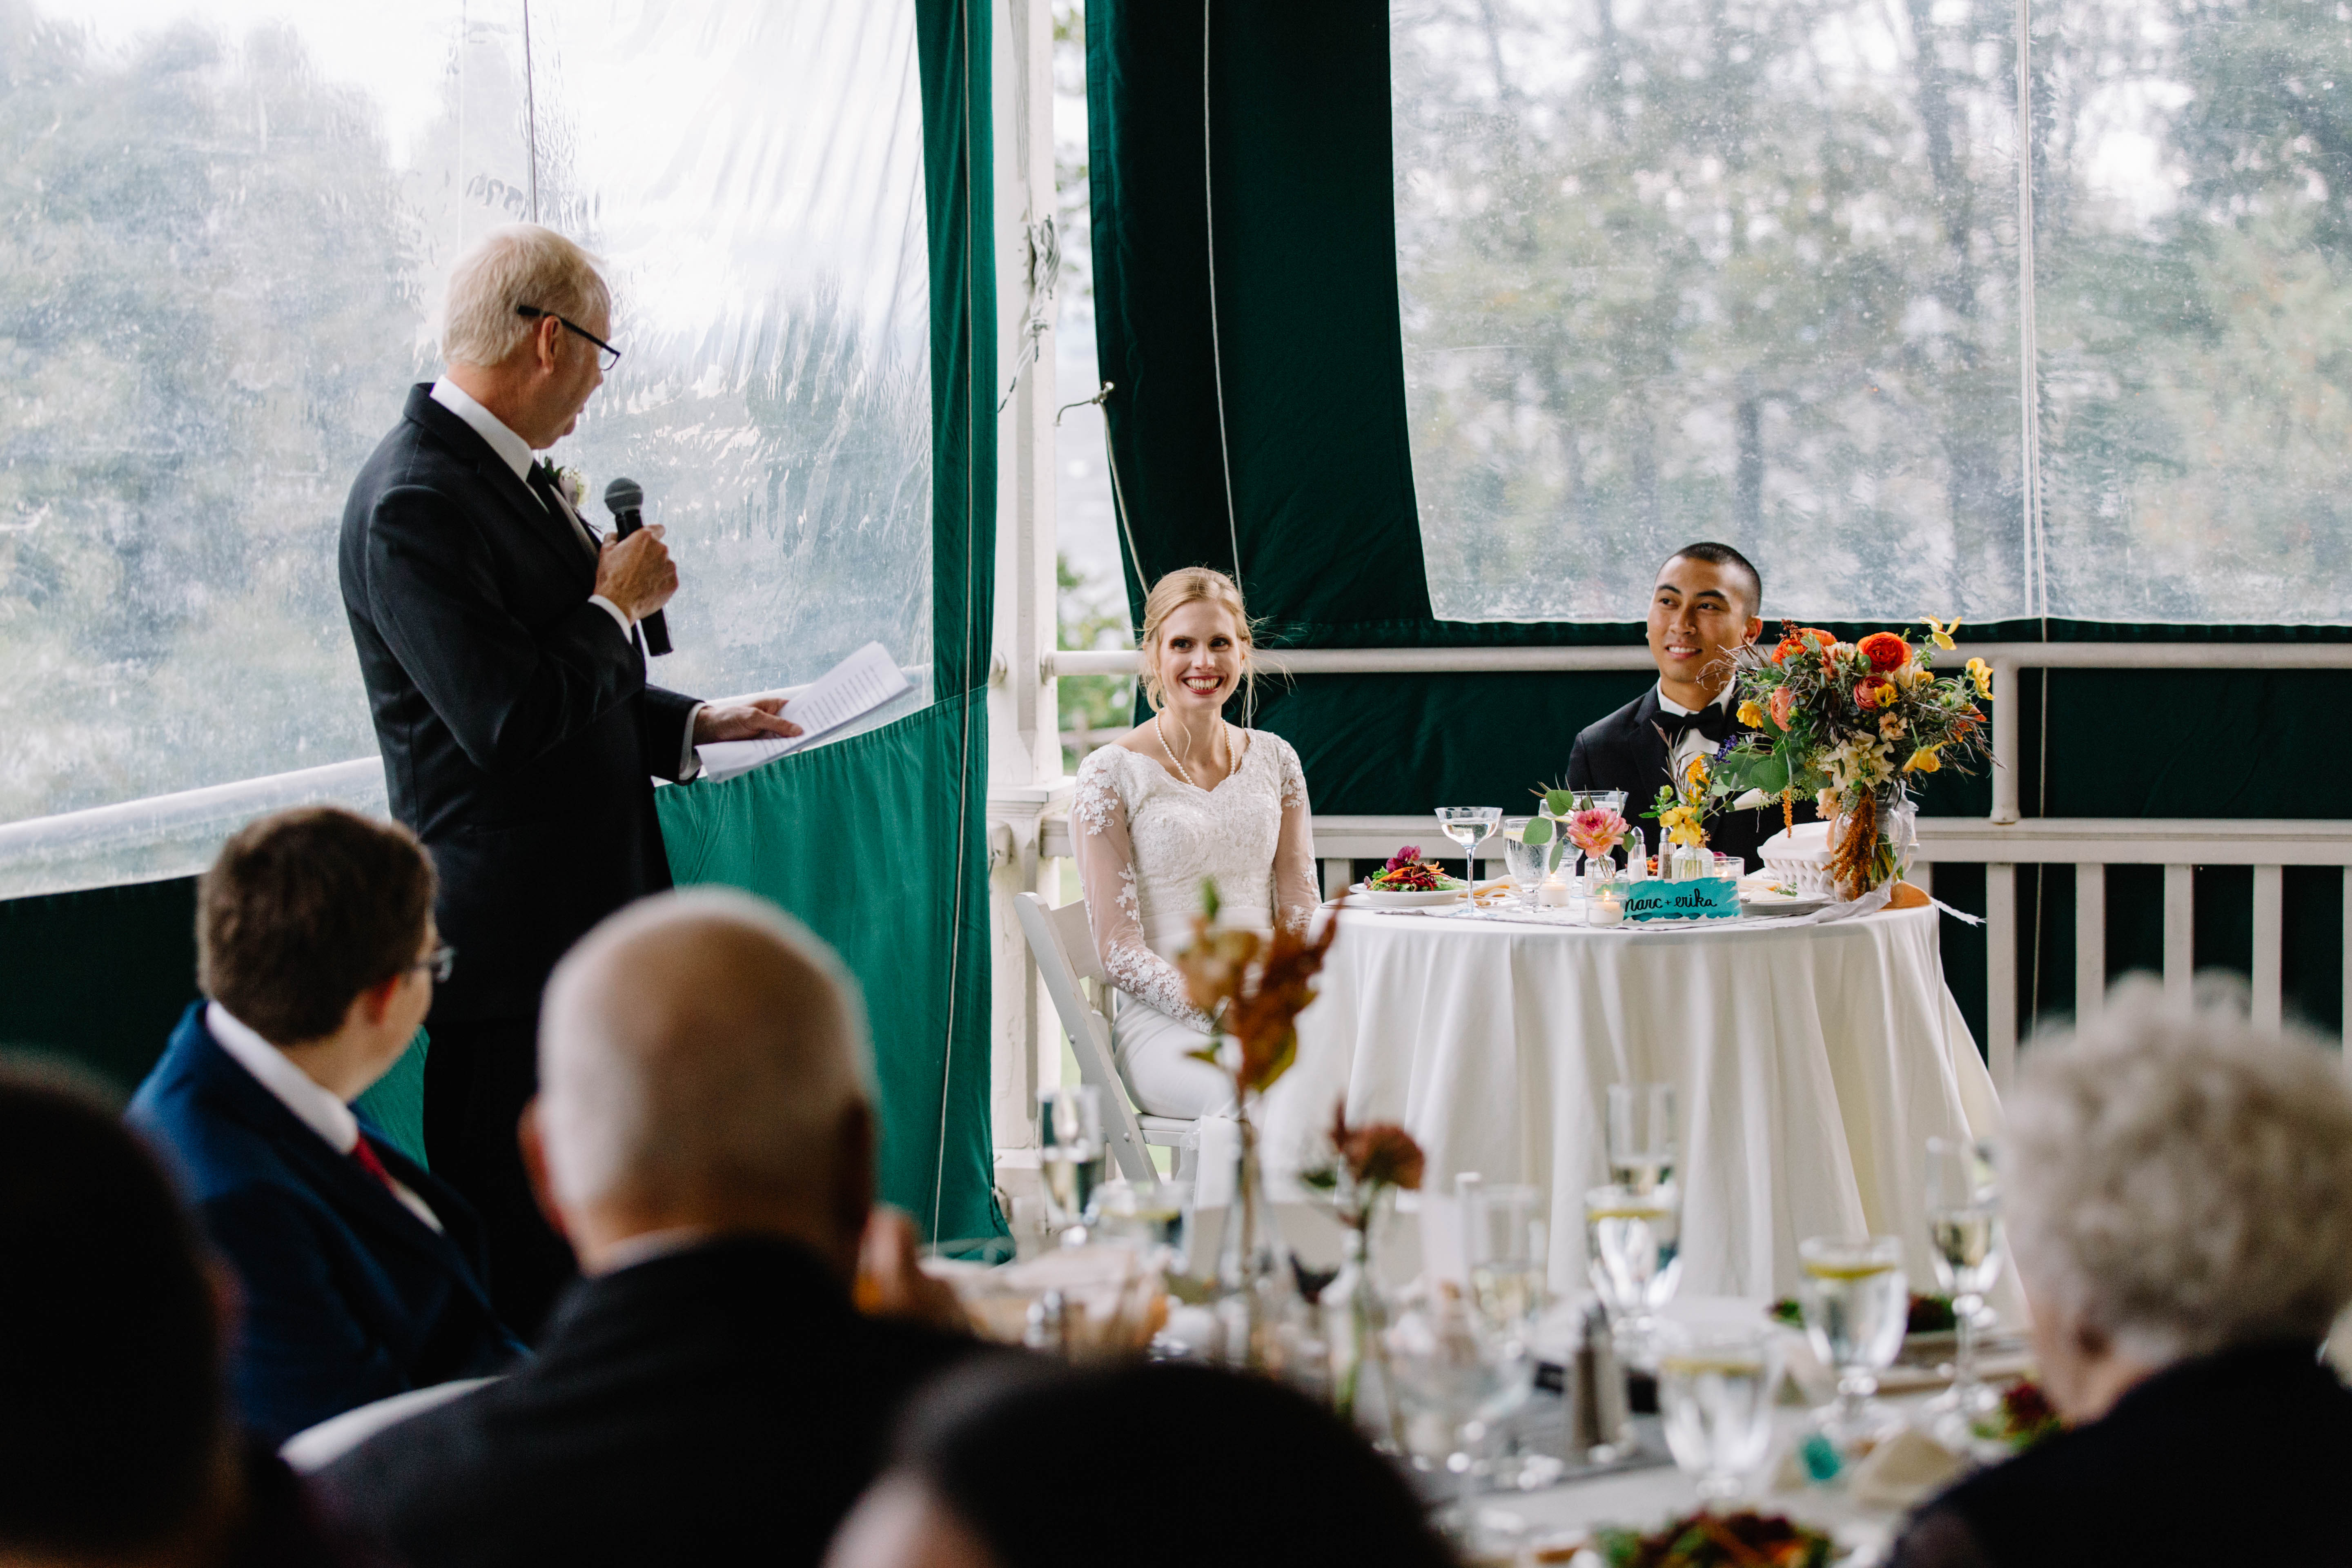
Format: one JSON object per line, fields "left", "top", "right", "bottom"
{"left": 1261, "top": 902, "right": 2002, "bottom": 1301}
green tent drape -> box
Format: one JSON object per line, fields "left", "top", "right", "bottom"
{"left": 1085, "top": 0, "right": 2352, "bottom": 1044}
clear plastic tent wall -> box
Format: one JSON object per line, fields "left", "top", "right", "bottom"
{"left": 0, "top": 1, "right": 931, "bottom": 847}
{"left": 1394, "top": 0, "right": 2352, "bottom": 625}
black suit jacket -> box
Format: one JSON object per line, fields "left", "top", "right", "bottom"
{"left": 1566, "top": 686, "right": 1805, "bottom": 872}
{"left": 1889, "top": 1340, "right": 2352, "bottom": 1568}
{"left": 127, "top": 1004, "right": 521, "bottom": 1446}
{"left": 340, "top": 385, "right": 699, "bottom": 1019}
{"left": 316, "top": 1238, "right": 978, "bottom": 1568}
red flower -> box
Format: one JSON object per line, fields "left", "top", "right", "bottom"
{"left": 1856, "top": 631, "right": 1912, "bottom": 672}
{"left": 1770, "top": 685, "right": 1796, "bottom": 729}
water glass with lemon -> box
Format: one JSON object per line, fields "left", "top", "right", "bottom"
{"left": 1796, "top": 1234, "right": 1907, "bottom": 1448}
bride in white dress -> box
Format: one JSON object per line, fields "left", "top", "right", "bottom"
{"left": 1073, "top": 568, "right": 1320, "bottom": 1119}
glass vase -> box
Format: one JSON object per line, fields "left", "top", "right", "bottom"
{"left": 1328, "top": 1208, "right": 1406, "bottom": 1450}
{"left": 1830, "top": 788, "right": 1918, "bottom": 899}
{"left": 1208, "top": 1104, "right": 1299, "bottom": 1374}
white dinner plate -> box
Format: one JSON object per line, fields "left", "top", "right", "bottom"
{"left": 1348, "top": 880, "right": 1469, "bottom": 908}
{"left": 1739, "top": 891, "right": 1830, "bottom": 918}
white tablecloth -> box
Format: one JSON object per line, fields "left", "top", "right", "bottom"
{"left": 1264, "top": 904, "right": 2003, "bottom": 1300}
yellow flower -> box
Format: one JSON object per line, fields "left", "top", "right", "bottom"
{"left": 1659, "top": 804, "right": 1706, "bottom": 847}
{"left": 1964, "top": 657, "right": 1993, "bottom": 699}
{"left": 1903, "top": 746, "right": 1943, "bottom": 773}
{"left": 1921, "top": 613, "right": 1962, "bottom": 651}
{"left": 1683, "top": 755, "right": 1710, "bottom": 791}
{"left": 1737, "top": 698, "right": 1766, "bottom": 729}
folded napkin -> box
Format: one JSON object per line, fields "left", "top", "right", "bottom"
{"left": 1849, "top": 1426, "right": 1966, "bottom": 1512}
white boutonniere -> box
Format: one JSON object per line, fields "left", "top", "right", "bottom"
{"left": 555, "top": 465, "right": 587, "bottom": 510}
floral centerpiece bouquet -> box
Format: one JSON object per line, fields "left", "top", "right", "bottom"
{"left": 1711, "top": 618, "right": 1993, "bottom": 899}
{"left": 1176, "top": 880, "right": 1344, "bottom": 1369}
{"left": 1645, "top": 755, "right": 1718, "bottom": 873}
{"left": 1530, "top": 788, "right": 1635, "bottom": 881}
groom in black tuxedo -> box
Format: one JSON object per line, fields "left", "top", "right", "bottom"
{"left": 1567, "top": 541, "right": 1804, "bottom": 873}
{"left": 339, "top": 224, "right": 799, "bottom": 1334}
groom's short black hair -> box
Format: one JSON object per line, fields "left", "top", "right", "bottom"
{"left": 1662, "top": 541, "right": 1762, "bottom": 617}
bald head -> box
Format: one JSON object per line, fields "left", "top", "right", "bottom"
{"left": 535, "top": 891, "right": 873, "bottom": 1260}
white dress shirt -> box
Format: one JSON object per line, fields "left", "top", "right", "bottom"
{"left": 428, "top": 379, "right": 703, "bottom": 780}
{"left": 1658, "top": 682, "right": 1738, "bottom": 783}
{"left": 206, "top": 1002, "right": 444, "bottom": 1234}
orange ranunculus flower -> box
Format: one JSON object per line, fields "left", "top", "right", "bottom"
{"left": 1855, "top": 631, "right": 1911, "bottom": 672}
{"left": 1770, "top": 685, "right": 1796, "bottom": 729}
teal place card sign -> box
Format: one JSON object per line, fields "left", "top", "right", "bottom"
{"left": 1622, "top": 876, "right": 1740, "bottom": 922}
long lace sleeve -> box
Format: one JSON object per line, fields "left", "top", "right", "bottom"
{"left": 1073, "top": 751, "right": 1216, "bottom": 1032}
{"left": 1270, "top": 737, "right": 1320, "bottom": 933}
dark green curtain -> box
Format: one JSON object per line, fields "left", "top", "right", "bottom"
{"left": 1086, "top": 0, "right": 2352, "bottom": 1044}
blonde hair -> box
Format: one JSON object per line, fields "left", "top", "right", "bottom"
{"left": 439, "top": 223, "right": 613, "bottom": 369}
{"left": 1138, "top": 567, "right": 1255, "bottom": 713}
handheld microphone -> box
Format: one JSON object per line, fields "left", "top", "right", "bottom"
{"left": 602, "top": 477, "right": 673, "bottom": 657}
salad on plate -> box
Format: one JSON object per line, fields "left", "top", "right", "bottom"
{"left": 1365, "top": 847, "right": 1462, "bottom": 894}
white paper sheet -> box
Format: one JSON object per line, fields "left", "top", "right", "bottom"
{"left": 693, "top": 641, "right": 913, "bottom": 784}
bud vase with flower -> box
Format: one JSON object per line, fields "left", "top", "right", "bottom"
{"left": 1175, "top": 878, "right": 1344, "bottom": 1373}
{"left": 1302, "top": 1106, "right": 1426, "bottom": 1445}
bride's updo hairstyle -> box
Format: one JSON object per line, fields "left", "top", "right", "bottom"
{"left": 1137, "top": 567, "right": 1256, "bottom": 713}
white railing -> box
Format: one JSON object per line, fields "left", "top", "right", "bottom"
{"left": 0, "top": 666, "right": 931, "bottom": 902}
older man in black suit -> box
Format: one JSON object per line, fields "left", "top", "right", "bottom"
{"left": 1567, "top": 541, "right": 1802, "bottom": 873}
{"left": 339, "top": 223, "right": 799, "bottom": 1334}
{"left": 316, "top": 890, "right": 974, "bottom": 1568}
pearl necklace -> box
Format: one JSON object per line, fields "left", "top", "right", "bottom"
{"left": 1156, "top": 715, "right": 1229, "bottom": 790}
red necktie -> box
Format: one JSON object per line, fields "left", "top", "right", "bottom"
{"left": 350, "top": 1135, "right": 403, "bottom": 1199}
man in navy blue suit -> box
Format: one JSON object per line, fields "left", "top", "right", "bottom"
{"left": 129, "top": 806, "right": 522, "bottom": 1446}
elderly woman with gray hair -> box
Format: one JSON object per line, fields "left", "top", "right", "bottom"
{"left": 1889, "top": 978, "right": 2352, "bottom": 1568}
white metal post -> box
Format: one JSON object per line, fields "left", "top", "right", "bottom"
{"left": 2163, "top": 864, "right": 2195, "bottom": 1005}
{"left": 1988, "top": 862, "right": 2018, "bottom": 1092}
{"left": 984, "top": 0, "right": 1067, "bottom": 1179}
{"left": 2074, "top": 861, "right": 2105, "bottom": 1022}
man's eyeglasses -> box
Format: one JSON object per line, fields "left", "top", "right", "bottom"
{"left": 408, "top": 945, "right": 457, "bottom": 985}
{"left": 515, "top": 305, "right": 621, "bottom": 372}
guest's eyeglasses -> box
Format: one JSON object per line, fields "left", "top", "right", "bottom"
{"left": 515, "top": 305, "right": 621, "bottom": 371}
{"left": 407, "top": 944, "right": 457, "bottom": 984}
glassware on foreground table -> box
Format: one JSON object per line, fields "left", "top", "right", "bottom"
{"left": 1658, "top": 1320, "right": 1784, "bottom": 1504}
{"left": 1092, "top": 1178, "right": 1193, "bottom": 1270}
{"left": 1923, "top": 1137, "right": 2003, "bottom": 1420}
{"left": 1499, "top": 817, "right": 1554, "bottom": 908}
{"left": 1796, "top": 1234, "right": 1908, "bottom": 1449}
{"left": 1038, "top": 1085, "right": 1106, "bottom": 1244}
{"left": 1466, "top": 1182, "right": 1546, "bottom": 1332}
{"left": 1606, "top": 1082, "right": 1677, "bottom": 1194}
{"left": 1434, "top": 806, "right": 1502, "bottom": 905}
{"left": 1585, "top": 1181, "right": 1682, "bottom": 1363}
{"left": 1385, "top": 1283, "right": 1536, "bottom": 1535}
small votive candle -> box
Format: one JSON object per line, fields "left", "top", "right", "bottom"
{"left": 1538, "top": 877, "right": 1572, "bottom": 907}
{"left": 1588, "top": 891, "right": 1624, "bottom": 925}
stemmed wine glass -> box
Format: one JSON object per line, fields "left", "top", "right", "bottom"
{"left": 1584, "top": 1180, "right": 1681, "bottom": 1365}
{"left": 1923, "top": 1137, "right": 2003, "bottom": 1421}
{"left": 1796, "top": 1234, "right": 1907, "bottom": 1452}
{"left": 1606, "top": 1083, "right": 1676, "bottom": 1194}
{"left": 1434, "top": 807, "right": 1502, "bottom": 906}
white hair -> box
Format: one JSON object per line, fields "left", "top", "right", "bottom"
{"left": 536, "top": 888, "right": 873, "bottom": 1210}
{"left": 2006, "top": 975, "right": 2352, "bottom": 1365}
{"left": 439, "top": 223, "right": 612, "bottom": 369}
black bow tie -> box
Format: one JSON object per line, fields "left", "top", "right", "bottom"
{"left": 1656, "top": 703, "right": 1733, "bottom": 746}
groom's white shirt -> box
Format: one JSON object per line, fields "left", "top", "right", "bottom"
{"left": 429, "top": 378, "right": 702, "bottom": 780}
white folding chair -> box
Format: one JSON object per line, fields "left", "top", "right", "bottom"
{"left": 1013, "top": 892, "right": 1198, "bottom": 1185}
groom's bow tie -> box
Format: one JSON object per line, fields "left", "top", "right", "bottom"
{"left": 1656, "top": 703, "right": 1733, "bottom": 745}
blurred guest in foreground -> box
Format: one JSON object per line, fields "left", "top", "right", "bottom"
{"left": 0, "top": 1067, "right": 355, "bottom": 1567}
{"left": 128, "top": 807, "right": 518, "bottom": 1448}
{"left": 1889, "top": 978, "right": 2352, "bottom": 1568}
{"left": 317, "top": 889, "right": 971, "bottom": 1568}
{"left": 824, "top": 1360, "right": 1459, "bottom": 1568}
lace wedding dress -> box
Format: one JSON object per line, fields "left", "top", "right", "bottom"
{"left": 1072, "top": 730, "right": 1320, "bottom": 1118}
